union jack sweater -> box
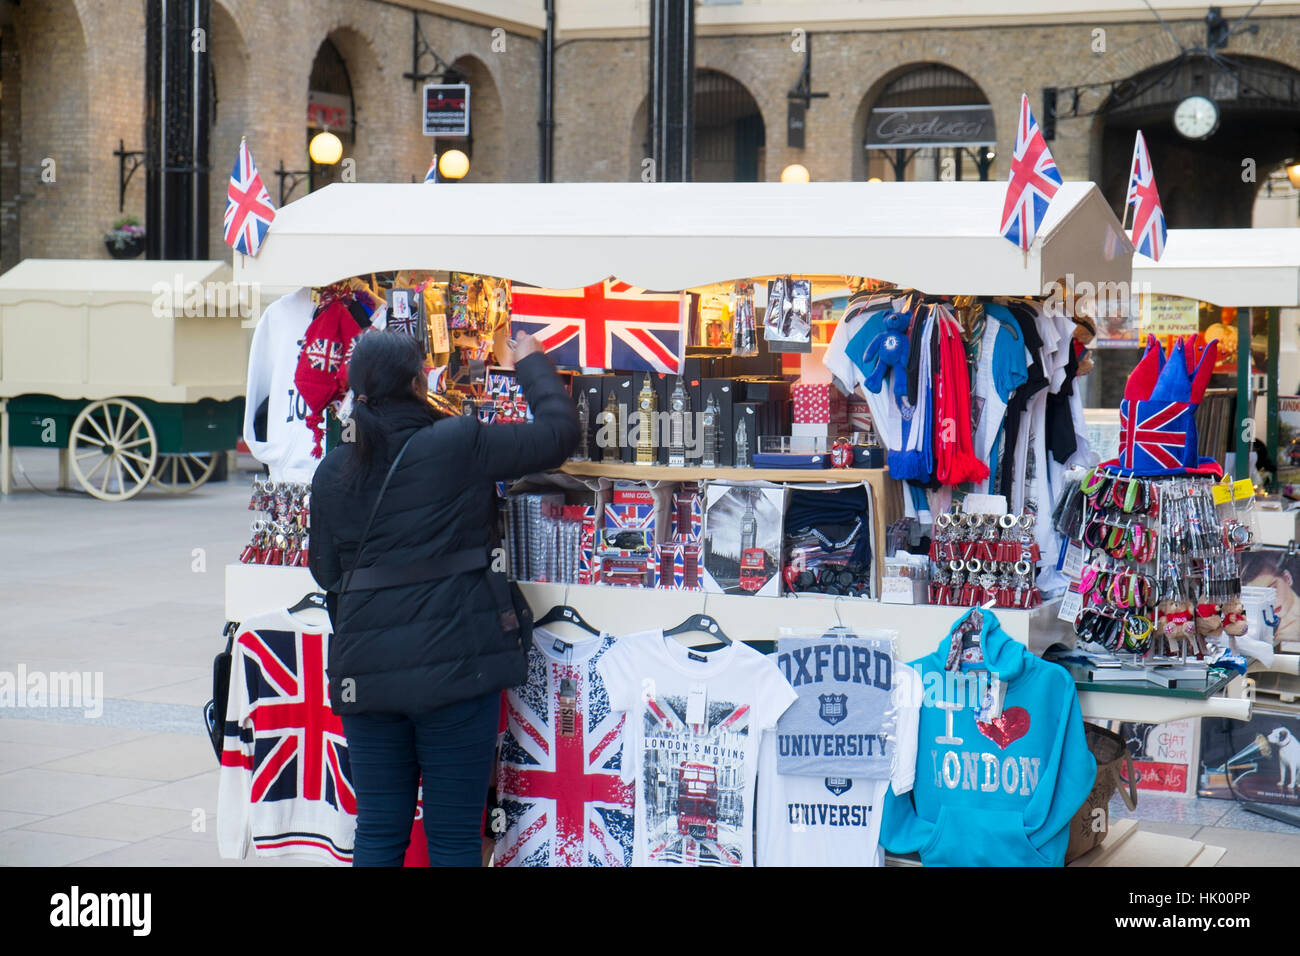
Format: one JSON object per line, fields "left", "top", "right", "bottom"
{"left": 217, "top": 608, "right": 356, "bottom": 865}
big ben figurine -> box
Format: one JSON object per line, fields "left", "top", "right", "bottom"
{"left": 635, "top": 375, "right": 657, "bottom": 465}
{"left": 668, "top": 378, "right": 690, "bottom": 467}
{"left": 599, "top": 391, "right": 620, "bottom": 464}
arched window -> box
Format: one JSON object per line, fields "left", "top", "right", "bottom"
{"left": 862, "top": 64, "right": 995, "bottom": 182}
{"left": 306, "top": 38, "right": 355, "bottom": 192}
{"left": 692, "top": 69, "right": 765, "bottom": 182}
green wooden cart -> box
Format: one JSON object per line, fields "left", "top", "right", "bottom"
{"left": 0, "top": 259, "right": 250, "bottom": 500}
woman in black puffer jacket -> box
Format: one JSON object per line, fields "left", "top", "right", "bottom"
{"left": 309, "top": 329, "right": 578, "bottom": 866}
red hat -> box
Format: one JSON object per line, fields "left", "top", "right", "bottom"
{"left": 294, "top": 299, "right": 361, "bottom": 457}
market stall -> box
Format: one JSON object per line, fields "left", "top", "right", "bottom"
{"left": 220, "top": 179, "right": 1257, "bottom": 869}
{"left": 0, "top": 258, "right": 248, "bottom": 499}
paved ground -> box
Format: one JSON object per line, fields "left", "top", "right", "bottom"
{"left": 3, "top": 446, "right": 1300, "bottom": 866}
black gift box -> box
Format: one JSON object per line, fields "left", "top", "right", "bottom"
{"left": 608, "top": 374, "right": 638, "bottom": 463}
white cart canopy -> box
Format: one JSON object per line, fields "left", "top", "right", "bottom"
{"left": 1131, "top": 228, "right": 1300, "bottom": 307}
{"left": 236, "top": 180, "right": 1132, "bottom": 296}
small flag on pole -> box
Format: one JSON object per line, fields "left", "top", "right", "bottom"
{"left": 999, "top": 93, "right": 1063, "bottom": 251}
{"left": 1126, "top": 130, "right": 1167, "bottom": 261}
{"left": 224, "top": 139, "right": 276, "bottom": 257}
{"left": 424, "top": 157, "right": 438, "bottom": 183}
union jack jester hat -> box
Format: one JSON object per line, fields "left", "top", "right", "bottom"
{"left": 1104, "top": 333, "right": 1221, "bottom": 477}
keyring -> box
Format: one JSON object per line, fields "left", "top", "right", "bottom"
{"left": 1015, "top": 559, "right": 1032, "bottom": 577}
{"left": 999, "top": 513, "right": 1017, "bottom": 530}
{"left": 937, "top": 512, "right": 953, "bottom": 530}
{"left": 968, "top": 514, "right": 985, "bottom": 529}
{"left": 966, "top": 558, "right": 983, "bottom": 574}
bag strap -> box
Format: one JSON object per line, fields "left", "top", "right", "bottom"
{"left": 341, "top": 428, "right": 423, "bottom": 595}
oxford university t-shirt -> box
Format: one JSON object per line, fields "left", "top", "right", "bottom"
{"left": 757, "top": 663, "right": 922, "bottom": 867}
{"left": 598, "top": 631, "right": 797, "bottom": 867}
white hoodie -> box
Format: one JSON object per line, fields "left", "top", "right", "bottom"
{"left": 242, "top": 288, "right": 319, "bottom": 483}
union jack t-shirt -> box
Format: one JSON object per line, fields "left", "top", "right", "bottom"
{"left": 217, "top": 607, "right": 355, "bottom": 865}
{"left": 495, "top": 629, "right": 634, "bottom": 867}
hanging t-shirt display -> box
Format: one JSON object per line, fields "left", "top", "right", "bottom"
{"left": 242, "top": 287, "right": 319, "bottom": 484}
{"left": 880, "top": 608, "right": 1096, "bottom": 867}
{"left": 769, "top": 632, "right": 900, "bottom": 778}
{"left": 757, "top": 661, "right": 922, "bottom": 867}
{"left": 496, "top": 628, "right": 635, "bottom": 868}
{"left": 598, "top": 631, "right": 797, "bottom": 867}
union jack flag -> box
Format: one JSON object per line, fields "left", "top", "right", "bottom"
{"left": 1126, "top": 130, "right": 1167, "bottom": 261}
{"left": 999, "top": 93, "right": 1062, "bottom": 251}
{"left": 305, "top": 337, "right": 343, "bottom": 372}
{"left": 224, "top": 139, "right": 277, "bottom": 257}
{"left": 424, "top": 157, "right": 438, "bottom": 183}
{"left": 1119, "top": 398, "right": 1190, "bottom": 473}
{"left": 220, "top": 624, "right": 355, "bottom": 863}
{"left": 511, "top": 279, "right": 685, "bottom": 373}
{"left": 496, "top": 636, "right": 634, "bottom": 866}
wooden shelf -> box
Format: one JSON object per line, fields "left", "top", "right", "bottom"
{"left": 560, "top": 461, "right": 889, "bottom": 483}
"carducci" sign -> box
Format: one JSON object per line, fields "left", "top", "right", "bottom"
{"left": 866, "top": 105, "right": 995, "bottom": 149}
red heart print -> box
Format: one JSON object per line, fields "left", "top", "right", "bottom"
{"left": 976, "top": 706, "right": 1030, "bottom": 749}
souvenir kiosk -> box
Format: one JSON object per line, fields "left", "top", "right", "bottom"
{"left": 1131, "top": 228, "right": 1300, "bottom": 702}
{"left": 225, "top": 181, "right": 1258, "bottom": 867}
{"left": 229, "top": 180, "right": 1257, "bottom": 719}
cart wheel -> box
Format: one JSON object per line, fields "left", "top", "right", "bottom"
{"left": 69, "top": 398, "right": 158, "bottom": 501}
{"left": 150, "top": 452, "right": 217, "bottom": 493}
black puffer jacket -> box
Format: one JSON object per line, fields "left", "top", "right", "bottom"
{"left": 309, "top": 352, "right": 579, "bottom": 715}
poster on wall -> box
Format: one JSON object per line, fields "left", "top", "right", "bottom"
{"left": 1237, "top": 548, "right": 1300, "bottom": 647}
{"left": 1276, "top": 395, "right": 1300, "bottom": 500}
{"left": 1114, "top": 719, "right": 1199, "bottom": 796}
{"left": 1200, "top": 711, "right": 1300, "bottom": 807}
{"left": 701, "top": 483, "right": 785, "bottom": 597}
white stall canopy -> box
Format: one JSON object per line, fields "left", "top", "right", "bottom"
{"left": 1131, "top": 228, "right": 1300, "bottom": 307}
{"left": 236, "top": 180, "right": 1132, "bottom": 297}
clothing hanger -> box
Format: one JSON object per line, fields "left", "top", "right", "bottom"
{"left": 535, "top": 586, "right": 600, "bottom": 637}
{"left": 664, "top": 613, "right": 733, "bottom": 646}
{"left": 286, "top": 591, "right": 328, "bottom": 615}
{"left": 535, "top": 603, "right": 600, "bottom": 637}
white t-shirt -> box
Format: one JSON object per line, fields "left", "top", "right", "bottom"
{"left": 598, "top": 631, "right": 798, "bottom": 867}
{"left": 757, "top": 663, "right": 921, "bottom": 867}
{"left": 242, "top": 287, "right": 319, "bottom": 483}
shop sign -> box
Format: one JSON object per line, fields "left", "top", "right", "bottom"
{"left": 424, "top": 83, "right": 470, "bottom": 137}
{"left": 865, "top": 105, "right": 995, "bottom": 149}
{"left": 307, "top": 91, "right": 351, "bottom": 131}
{"left": 1139, "top": 293, "right": 1200, "bottom": 336}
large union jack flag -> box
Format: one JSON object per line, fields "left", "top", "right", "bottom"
{"left": 511, "top": 279, "right": 685, "bottom": 373}
{"left": 1126, "top": 130, "right": 1167, "bottom": 261}
{"left": 221, "top": 624, "right": 355, "bottom": 863}
{"left": 224, "top": 139, "right": 277, "bottom": 257}
{"left": 496, "top": 636, "right": 634, "bottom": 867}
{"left": 999, "top": 93, "right": 1063, "bottom": 251}
{"left": 1119, "top": 398, "right": 1190, "bottom": 473}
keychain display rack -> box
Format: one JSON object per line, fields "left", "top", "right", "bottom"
{"left": 1072, "top": 467, "right": 1245, "bottom": 661}
{"left": 240, "top": 477, "right": 312, "bottom": 567}
{"left": 927, "top": 509, "right": 1043, "bottom": 609}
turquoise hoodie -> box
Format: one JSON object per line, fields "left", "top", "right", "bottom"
{"left": 880, "top": 608, "right": 1095, "bottom": 866}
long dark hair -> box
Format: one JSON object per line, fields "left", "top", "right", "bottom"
{"left": 345, "top": 330, "right": 438, "bottom": 482}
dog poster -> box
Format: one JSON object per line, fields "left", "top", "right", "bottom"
{"left": 1200, "top": 711, "right": 1300, "bottom": 806}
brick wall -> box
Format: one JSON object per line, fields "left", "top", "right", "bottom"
{"left": 3, "top": 0, "right": 541, "bottom": 266}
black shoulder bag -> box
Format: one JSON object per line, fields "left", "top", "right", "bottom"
{"left": 338, "top": 429, "right": 532, "bottom": 672}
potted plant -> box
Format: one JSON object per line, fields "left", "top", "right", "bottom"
{"left": 104, "top": 216, "right": 146, "bottom": 259}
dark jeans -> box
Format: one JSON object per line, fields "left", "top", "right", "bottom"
{"left": 341, "top": 691, "right": 498, "bottom": 867}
